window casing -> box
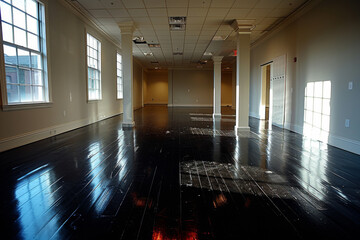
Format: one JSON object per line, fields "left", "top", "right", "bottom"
{"left": 86, "top": 33, "right": 101, "bottom": 100}
{"left": 116, "top": 53, "right": 123, "bottom": 99}
{"left": 1, "top": 0, "right": 49, "bottom": 105}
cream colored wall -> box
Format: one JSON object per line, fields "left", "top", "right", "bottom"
{"left": 133, "top": 60, "right": 143, "bottom": 110}
{"left": 170, "top": 69, "right": 213, "bottom": 107}
{"left": 0, "top": 0, "right": 145, "bottom": 151}
{"left": 144, "top": 70, "right": 168, "bottom": 104}
{"left": 249, "top": 0, "right": 360, "bottom": 154}
{"left": 221, "top": 72, "right": 232, "bottom": 106}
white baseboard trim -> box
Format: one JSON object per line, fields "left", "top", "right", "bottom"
{"left": 0, "top": 113, "right": 121, "bottom": 152}
{"left": 283, "top": 122, "right": 360, "bottom": 155}
{"left": 171, "top": 104, "right": 212, "bottom": 107}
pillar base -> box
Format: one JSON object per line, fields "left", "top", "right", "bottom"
{"left": 122, "top": 121, "right": 135, "bottom": 129}
{"left": 234, "top": 125, "right": 250, "bottom": 132}
{"left": 213, "top": 113, "right": 221, "bottom": 120}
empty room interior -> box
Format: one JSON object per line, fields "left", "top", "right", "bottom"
{"left": 0, "top": 0, "right": 360, "bottom": 239}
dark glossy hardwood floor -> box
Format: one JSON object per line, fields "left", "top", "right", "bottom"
{"left": 1, "top": 106, "right": 360, "bottom": 240}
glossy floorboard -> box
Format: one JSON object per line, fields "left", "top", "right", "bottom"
{"left": 1, "top": 106, "right": 360, "bottom": 239}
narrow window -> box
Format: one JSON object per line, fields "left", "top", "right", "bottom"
{"left": 116, "top": 53, "right": 123, "bottom": 99}
{"left": 1, "top": 0, "right": 49, "bottom": 104}
{"left": 86, "top": 33, "right": 101, "bottom": 100}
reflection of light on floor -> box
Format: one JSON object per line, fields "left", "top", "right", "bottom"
{"left": 190, "top": 127, "right": 234, "bottom": 137}
{"left": 15, "top": 165, "right": 59, "bottom": 239}
{"left": 180, "top": 161, "right": 293, "bottom": 199}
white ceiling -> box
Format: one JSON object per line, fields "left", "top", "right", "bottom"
{"left": 73, "top": 0, "right": 308, "bottom": 69}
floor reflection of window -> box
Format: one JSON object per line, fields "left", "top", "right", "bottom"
{"left": 304, "top": 81, "right": 331, "bottom": 143}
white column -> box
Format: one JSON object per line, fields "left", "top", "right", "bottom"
{"left": 231, "top": 61, "right": 236, "bottom": 110}
{"left": 118, "top": 22, "right": 134, "bottom": 128}
{"left": 212, "top": 56, "right": 223, "bottom": 119}
{"left": 234, "top": 33, "right": 251, "bottom": 133}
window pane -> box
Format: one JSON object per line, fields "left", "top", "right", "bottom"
{"left": 3, "top": 45, "right": 17, "bottom": 65}
{"left": 314, "top": 81, "right": 323, "bottom": 98}
{"left": 18, "top": 68, "right": 31, "bottom": 84}
{"left": 5, "top": 66, "right": 18, "bottom": 83}
{"left": 31, "top": 52, "right": 41, "bottom": 69}
{"left": 27, "top": 32, "right": 39, "bottom": 50}
{"left": 306, "top": 82, "right": 314, "bottom": 97}
{"left": 14, "top": 27, "right": 26, "bottom": 46}
{"left": 32, "top": 70, "right": 42, "bottom": 85}
{"left": 0, "top": 1, "right": 12, "bottom": 23}
{"left": 32, "top": 86, "right": 43, "bottom": 101}
{"left": 7, "top": 84, "right": 20, "bottom": 103}
{"left": 20, "top": 84, "right": 32, "bottom": 102}
{"left": 313, "top": 97, "right": 322, "bottom": 113}
{"left": 27, "top": 15, "right": 38, "bottom": 34}
{"left": 13, "top": 0, "right": 25, "bottom": 11}
{"left": 2, "top": 22, "right": 14, "bottom": 43}
{"left": 18, "top": 49, "right": 30, "bottom": 67}
{"left": 26, "top": 0, "right": 38, "bottom": 18}
{"left": 322, "top": 99, "right": 330, "bottom": 116}
{"left": 13, "top": 8, "right": 26, "bottom": 29}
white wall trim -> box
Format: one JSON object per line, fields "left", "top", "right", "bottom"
{"left": 171, "top": 104, "right": 212, "bottom": 107}
{"left": 0, "top": 113, "right": 121, "bottom": 152}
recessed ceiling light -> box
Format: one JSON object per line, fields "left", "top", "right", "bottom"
{"left": 144, "top": 52, "right": 153, "bottom": 56}
{"left": 203, "top": 52, "right": 213, "bottom": 56}
{"left": 169, "top": 24, "right": 185, "bottom": 31}
{"left": 212, "top": 36, "right": 225, "bottom": 41}
{"left": 133, "top": 36, "right": 147, "bottom": 44}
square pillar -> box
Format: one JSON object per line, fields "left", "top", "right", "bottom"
{"left": 118, "top": 22, "right": 135, "bottom": 128}
{"left": 212, "top": 56, "right": 223, "bottom": 119}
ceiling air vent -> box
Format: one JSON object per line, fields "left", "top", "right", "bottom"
{"left": 169, "top": 16, "right": 186, "bottom": 31}
{"left": 173, "top": 52, "right": 183, "bottom": 56}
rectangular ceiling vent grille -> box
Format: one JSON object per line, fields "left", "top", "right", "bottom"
{"left": 173, "top": 52, "right": 183, "bottom": 55}
{"left": 169, "top": 17, "right": 186, "bottom": 31}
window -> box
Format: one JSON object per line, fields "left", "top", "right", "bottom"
{"left": 1, "top": 0, "right": 49, "bottom": 105}
{"left": 86, "top": 33, "right": 101, "bottom": 100}
{"left": 116, "top": 53, "right": 123, "bottom": 99}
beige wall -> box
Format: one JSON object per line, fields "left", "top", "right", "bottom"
{"left": 144, "top": 70, "right": 168, "bottom": 104}
{"left": 169, "top": 69, "right": 213, "bottom": 107}
{"left": 249, "top": 0, "right": 360, "bottom": 154}
{"left": 133, "top": 60, "right": 143, "bottom": 109}
{"left": 221, "top": 71, "right": 232, "bottom": 106}
{"left": 0, "top": 0, "right": 144, "bottom": 151}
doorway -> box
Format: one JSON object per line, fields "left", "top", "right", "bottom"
{"left": 260, "top": 64, "right": 271, "bottom": 121}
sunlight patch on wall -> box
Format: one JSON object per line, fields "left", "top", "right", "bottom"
{"left": 303, "top": 81, "right": 331, "bottom": 143}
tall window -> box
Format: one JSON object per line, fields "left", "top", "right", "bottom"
{"left": 86, "top": 33, "right": 101, "bottom": 100}
{"left": 116, "top": 53, "right": 123, "bottom": 99}
{"left": 1, "top": 0, "right": 48, "bottom": 104}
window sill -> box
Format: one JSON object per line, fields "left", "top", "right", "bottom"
{"left": 2, "top": 102, "right": 53, "bottom": 111}
{"left": 87, "top": 99, "right": 102, "bottom": 103}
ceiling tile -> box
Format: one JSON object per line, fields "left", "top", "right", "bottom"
{"left": 254, "top": 0, "right": 282, "bottom": 9}
{"left": 147, "top": 8, "right": 168, "bottom": 17}
{"left": 77, "top": 0, "right": 104, "bottom": 9}
{"left": 186, "top": 16, "right": 205, "bottom": 25}
{"left": 101, "top": 0, "right": 125, "bottom": 9}
{"left": 121, "top": 0, "right": 145, "bottom": 8}
{"left": 167, "top": 8, "right": 188, "bottom": 16}
{"left": 132, "top": 17, "right": 151, "bottom": 24}
{"left": 232, "top": 0, "right": 257, "bottom": 8}
{"left": 187, "top": 7, "right": 209, "bottom": 17}
{"left": 207, "top": 8, "right": 230, "bottom": 17}
{"left": 89, "top": 9, "right": 112, "bottom": 18}
{"left": 246, "top": 8, "right": 272, "bottom": 18}
{"left": 144, "top": 0, "right": 166, "bottom": 8}
{"left": 166, "top": 0, "right": 188, "bottom": 8}
{"left": 226, "top": 8, "right": 250, "bottom": 18}
{"left": 114, "top": 17, "right": 133, "bottom": 23}
{"left": 108, "top": 8, "right": 130, "bottom": 18}
{"left": 210, "top": 0, "right": 235, "bottom": 8}
{"left": 188, "top": 0, "right": 211, "bottom": 7}
{"left": 128, "top": 9, "right": 148, "bottom": 17}
{"left": 150, "top": 16, "right": 169, "bottom": 24}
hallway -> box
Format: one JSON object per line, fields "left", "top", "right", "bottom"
{"left": 1, "top": 106, "right": 359, "bottom": 239}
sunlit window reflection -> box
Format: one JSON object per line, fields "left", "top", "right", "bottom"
{"left": 303, "top": 81, "right": 331, "bottom": 143}
{"left": 15, "top": 165, "right": 59, "bottom": 239}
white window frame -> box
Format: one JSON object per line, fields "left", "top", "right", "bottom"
{"left": 86, "top": 33, "right": 101, "bottom": 101}
{"left": 116, "top": 53, "right": 123, "bottom": 99}
{"left": 0, "top": 0, "right": 51, "bottom": 110}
